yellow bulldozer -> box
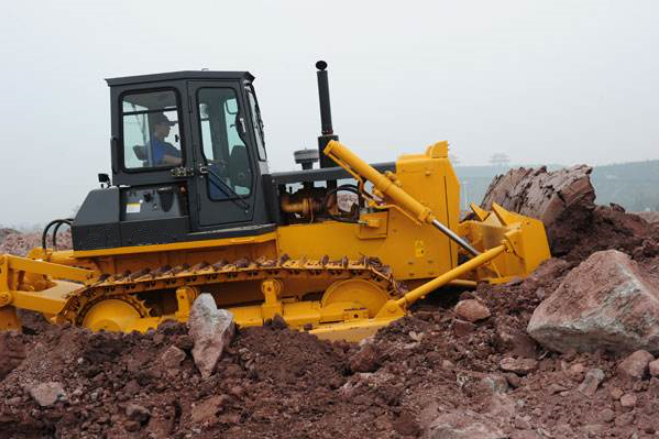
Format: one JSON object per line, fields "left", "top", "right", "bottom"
{"left": 0, "top": 62, "right": 550, "bottom": 341}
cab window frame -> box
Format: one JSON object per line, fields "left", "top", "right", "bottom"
{"left": 119, "top": 87, "right": 186, "bottom": 174}
{"left": 246, "top": 84, "right": 267, "bottom": 161}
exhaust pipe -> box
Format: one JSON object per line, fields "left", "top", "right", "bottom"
{"left": 316, "top": 60, "right": 339, "bottom": 169}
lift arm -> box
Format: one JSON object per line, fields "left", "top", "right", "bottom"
{"left": 0, "top": 254, "right": 96, "bottom": 329}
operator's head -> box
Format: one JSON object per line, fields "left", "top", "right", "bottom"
{"left": 152, "top": 112, "right": 176, "bottom": 139}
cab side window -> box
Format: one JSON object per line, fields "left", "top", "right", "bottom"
{"left": 122, "top": 90, "right": 182, "bottom": 170}
{"left": 198, "top": 88, "right": 252, "bottom": 198}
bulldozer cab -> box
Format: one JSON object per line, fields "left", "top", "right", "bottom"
{"left": 72, "top": 72, "right": 275, "bottom": 251}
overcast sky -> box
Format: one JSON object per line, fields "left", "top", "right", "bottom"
{"left": 1, "top": 0, "right": 658, "bottom": 226}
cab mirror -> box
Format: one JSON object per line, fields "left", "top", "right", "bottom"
{"left": 98, "top": 173, "right": 111, "bottom": 187}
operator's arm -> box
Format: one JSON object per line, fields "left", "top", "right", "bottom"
{"left": 160, "top": 154, "right": 182, "bottom": 165}
{"left": 153, "top": 141, "right": 182, "bottom": 166}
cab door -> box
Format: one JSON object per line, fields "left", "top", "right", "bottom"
{"left": 187, "top": 82, "right": 257, "bottom": 229}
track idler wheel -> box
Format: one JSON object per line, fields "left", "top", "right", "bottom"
{"left": 321, "top": 278, "right": 390, "bottom": 319}
{"left": 79, "top": 296, "right": 152, "bottom": 332}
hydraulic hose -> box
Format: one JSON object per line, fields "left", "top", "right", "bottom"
{"left": 41, "top": 219, "right": 73, "bottom": 251}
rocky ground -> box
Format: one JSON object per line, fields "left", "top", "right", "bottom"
{"left": 0, "top": 167, "right": 658, "bottom": 438}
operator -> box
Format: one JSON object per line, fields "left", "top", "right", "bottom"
{"left": 150, "top": 112, "right": 182, "bottom": 166}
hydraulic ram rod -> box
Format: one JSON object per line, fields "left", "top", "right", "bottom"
{"left": 324, "top": 140, "right": 480, "bottom": 257}
{"left": 397, "top": 245, "right": 505, "bottom": 308}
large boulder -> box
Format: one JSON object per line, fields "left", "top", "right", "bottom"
{"left": 480, "top": 165, "right": 594, "bottom": 230}
{"left": 528, "top": 250, "right": 659, "bottom": 354}
{"left": 187, "top": 294, "right": 235, "bottom": 379}
{"left": 480, "top": 165, "right": 596, "bottom": 256}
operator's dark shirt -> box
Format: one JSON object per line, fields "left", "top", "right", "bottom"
{"left": 150, "top": 137, "right": 181, "bottom": 165}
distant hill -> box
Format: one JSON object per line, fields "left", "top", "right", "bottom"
{"left": 591, "top": 160, "right": 659, "bottom": 211}
{"left": 455, "top": 160, "right": 659, "bottom": 212}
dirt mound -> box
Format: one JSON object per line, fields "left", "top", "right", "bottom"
{"left": 0, "top": 228, "right": 19, "bottom": 245}
{"left": 0, "top": 230, "right": 72, "bottom": 257}
{"left": 635, "top": 211, "right": 659, "bottom": 224}
{"left": 3, "top": 255, "right": 659, "bottom": 439}
{"left": 552, "top": 203, "right": 657, "bottom": 261}
{"left": 0, "top": 323, "right": 387, "bottom": 438}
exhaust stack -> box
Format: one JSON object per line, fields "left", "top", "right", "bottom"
{"left": 316, "top": 60, "right": 339, "bottom": 168}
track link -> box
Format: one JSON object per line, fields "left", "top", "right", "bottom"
{"left": 58, "top": 255, "right": 406, "bottom": 326}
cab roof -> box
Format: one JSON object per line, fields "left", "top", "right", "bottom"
{"left": 105, "top": 70, "right": 255, "bottom": 87}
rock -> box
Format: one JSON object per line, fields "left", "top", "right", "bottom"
{"left": 527, "top": 251, "right": 659, "bottom": 354}
{"left": 339, "top": 371, "right": 395, "bottom": 397}
{"left": 481, "top": 165, "right": 595, "bottom": 227}
{"left": 620, "top": 394, "right": 637, "bottom": 408}
{"left": 426, "top": 410, "right": 505, "bottom": 439}
{"left": 480, "top": 374, "right": 509, "bottom": 394}
{"left": 614, "top": 412, "right": 635, "bottom": 427}
{"left": 160, "top": 345, "right": 186, "bottom": 369}
{"left": 486, "top": 394, "right": 516, "bottom": 419}
{"left": 599, "top": 408, "right": 615, "bottom": 423}
{"left": 451, "top": 319, "right": 476, "bottom": 337}
{"left": 582, "top": 424, "right": 606, "bottom": 437}
{"left": 546, "top": 383, "right": 568, "bottom": 395}
{"left": 409, "top": 331, "right": 425, "bottom": 343}
{"left": 578, "top": 368, "right": 605, "bottom": 396}
{"left": 504, "top": 373, "right": 522, "bottom": 388}
{"left": 187, "top": 294, "right": 235, "bottom": 379}
{"left": 145, "top": 408, "right": 176, "bottom": 437}
{"left": 349, "top": 343, "right": 381, "bottom": 373}
{"left": 609, "top": 387, "right": 624, "bottom": 400}
{"left": 494, "top": 323, "right": 537, "bottom": 358}
{"left": 270, "top": 313, "right": 288, "bottom": 330}
{"left": 499, "top": 357, "right": 538, "bottom": 375}
{"left": 29, "top": 382, "right": 66, "bottom": 407}
{"left": 126, "top": 404, "right": 151, "bottom": 424}
{"left": 191, "top": 395, "right": 226, "bottom": 425}
{"left": 514, "top": 415, "right": 532, "bottom": 430}
{"left": 617, "top": 350, "right": 654, "bottom": 381}
{"left": 454, "top": 300, "right": 491, "bottom": 323}
{"left": 568, "top": 362, "right": 586, "bottom": 376}
{"left": 649, "top": 359, "right": 659, "bottom": 377}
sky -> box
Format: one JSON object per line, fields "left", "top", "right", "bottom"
{"left": 1, "top": 0, "right": 658, "bottom": 226}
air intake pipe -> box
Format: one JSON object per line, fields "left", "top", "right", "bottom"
{"left": 316, "top": 61, "right": 339, "bottom": 169}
